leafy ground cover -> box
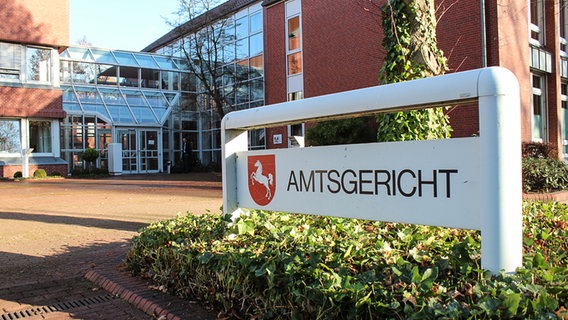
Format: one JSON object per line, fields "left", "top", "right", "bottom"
{"left": 126, "top": 202, "right": 567, "bottom": 319}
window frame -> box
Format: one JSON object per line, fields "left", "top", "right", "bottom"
{"left": 561, "top": 0, "right": 568, "bottom": 55}
{"left": 529, "top": 0, "right": 545, "bottom": 46}
{"left": 0, "top": 119, "right": 22, "bottom": 156}
{"left": 531, "top": 73, "right": 547, "bottom": 142}
{"left": 26, "top": 46, "right": 53, "bottom": 84}
{"left": 286, "top": 14, "right": 303, "bottom": 75}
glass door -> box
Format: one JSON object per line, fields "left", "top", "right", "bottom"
{"left": 117, "top": 128, "right": 161, "bottom": 174}
{"left": 118, "top": 128, "right": 137, "bottom": 173}
{"left": 140, "top": 129, "right": 159, "bottom": 173}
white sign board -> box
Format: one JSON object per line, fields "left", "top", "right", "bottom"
{"left": 222, "top": 67, "right": 522, "bottom": 274}
{"left": 237, "top": 138, "right": 480, "bottom": 229}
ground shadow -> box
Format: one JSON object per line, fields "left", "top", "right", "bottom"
{"left": 0, "top": 211, "right": 147, "bottom": 232}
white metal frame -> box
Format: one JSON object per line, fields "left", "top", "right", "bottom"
{"left": 222, "top": 67, "right": 522, "bottom": 274}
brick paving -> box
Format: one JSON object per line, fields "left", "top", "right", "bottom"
{"left": 0, "top": 275, "right": 152, "bottom": 319}
{"left": 0, "top": 245, "right": 217, "bottom": 320}
{"left": 0, "top": 173, "right": 222, "bottom": 320}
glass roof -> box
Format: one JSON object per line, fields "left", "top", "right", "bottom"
{"left": 60, "top": 46, "right": 183, "bottom": 125}
{"left": 90, "top": 49, "right": 117, "bottom": 64}
{"left": 113, "top": 51, "right": 139, "bottom": 67}
{"left": 61, "top": 46, "right": 183, "bottom": 71}
{"left": 154, "top": 56, "right": 180, "bottom": 70}
{"left": 62, "top": 86, "right": 177, "bottom": 125}
{"left": 134, "top": 54, "right": 160, "bottom": 69}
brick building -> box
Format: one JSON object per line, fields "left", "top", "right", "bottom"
{"left": 1, "top": 0, "right": 566, "bottom": 177}
{"left": 0, "top": 0, "right": 69, "bottom": 177}
{"left": 146, "top": 0, "right": 567, "bottom": 161}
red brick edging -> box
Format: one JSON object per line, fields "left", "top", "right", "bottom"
{"left": 523, "top": 190, "right": 568, "bottom": 203}
{"left": 84, "top": 270, "right": 182, "bottom": 320}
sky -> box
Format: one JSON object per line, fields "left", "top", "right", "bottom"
{"left": 69, "top": 0, "right": 181, "bottom": 52}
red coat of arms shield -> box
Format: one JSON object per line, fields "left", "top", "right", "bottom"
{"left": 248, "top": 154, "right": 276, "bottom": 206}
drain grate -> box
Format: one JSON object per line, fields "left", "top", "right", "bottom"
{"left": 1, "top": 293, "right": 117, "bottom": 320}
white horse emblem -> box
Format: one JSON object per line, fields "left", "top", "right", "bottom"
{"left": 250, "top": 160, "right": 274, "bottom": 200}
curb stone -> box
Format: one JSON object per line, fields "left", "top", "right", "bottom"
{"left": 84, "top": 258, "right": 216, "bottom": 320}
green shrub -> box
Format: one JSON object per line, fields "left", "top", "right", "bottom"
{"left": 71, "top": 168, "right": 83, "bottom": 177}
{"left": 13, "top": 171, "right": 22, "bottom": 179}
{"left": 33, "top": 169, "right": 48, "bottom": 178}
{"left": 51, "top": 171, "right": 61, "bottom": 177}
{"left": 81, "top": 148, "right": 99, "bottom": 162}
{"left": 522, "top": 141, "right": 557, "bottom": 159}
{"left": 126, "top": 205, "right": 567, "bottom": 319}
{"left": 306, "top": 117, "right": 377, "bottom": 146}
{"left": 523, "top": 157, "right": 568, "bottom": 192}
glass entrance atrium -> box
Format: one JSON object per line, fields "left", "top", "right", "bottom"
{"left": 59, "top": 46, "right": 190, "bottom": 174}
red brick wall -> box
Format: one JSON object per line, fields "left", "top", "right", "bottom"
{"left": 264, "top": 2, "right": 287, "bottom": 106}
{"left": 436, "top": 1, "right": 484, "bottom": 138}
{"left": 301, "top": 1, "right": 383, "bottom": 97}
{"left": 544, "top": 0, "right": 562, "bottom": 157}
{"left": 263, "top": 0, "right": 536, "bottom": 145}
{"left": 0, "top": 87, "right": 65, "bottom": 118}
{"left": 264, "top": 2, "right": 289, "bottom": 149}
{"left": 0, "top": 164, "right": 67, "bottom": 179}
{"left": 0, "top": 0, "right": 69, "bottom": 47}
{"left": 493, "top": 0, "right": 531, "bottom": 143}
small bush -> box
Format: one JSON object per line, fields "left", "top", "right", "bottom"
{"left": 71, "top": 168, "right": 83, "bottom": 177}
{"left": 13, "top": 171, "right": 22, "bottom": 179}
{"left": 51, "top": 171, "right": 62, "bottom": 177}
{"left": 81, "top": 148, "right": 99, "bottom": 162}
{"left": 307, "top": 117, "right": 377, "bottom": 146}
{"left": 523, "top": 157, "right": 568, "bottom": 192}
{"left": 33, "top": 169, "right": 48, "bottom": 178}
{"left": 522, "top": 141, "right": 557, "bottom": 159}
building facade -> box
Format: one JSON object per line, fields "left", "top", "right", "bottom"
{"left": 0, "top": 0, "right": 69, "bottom": 178}
{"left": 146, "top": 0, "right": 567, "bottom": 161}
{"left": 1, "top": 0, "right": 566, "bottom": 177}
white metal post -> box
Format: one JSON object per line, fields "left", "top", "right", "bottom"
{"left": 221, "top": 120, "right": 248, "bottom": 215}
{"left": 478, "top": 68, "right": 523, "bottom": 274}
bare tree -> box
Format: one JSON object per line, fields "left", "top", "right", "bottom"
{"left": 171, "top": 0, "right": 250, "bottom": 119}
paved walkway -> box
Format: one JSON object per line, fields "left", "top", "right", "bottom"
{"left": 0, "top": 173, "right": 222, "bottom": 319}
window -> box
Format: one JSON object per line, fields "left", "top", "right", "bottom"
{"left": 250, "top": 12, "right": 262, "bottom": 33}
{"left": 286, "top": 15, "right": 302, "bottom": 75}
{"left": 27, "top": 47, "right": 51, "bottom": 83}
{"left": 529, "top": 0, "right": 544, "bottom": 45}
{"left": 288, "top": 91, "right": 304, "bottom": 147}
{"left": 531, "top": 73, "right": 547, "bottom": 141}
{"left": 561, "top": 0, "right": 568, "bottom": 54}
{"left": 562, "top": 83, "right": 568, "bottom": 158}
{"left": 287, "top": 52, "right": 303, "bottom": 75}
{"left": 73, "top": 62, "right": 96, "bottom": 84}
{"left": 236, "top": 16, "right": 249, "bottom": 40}
{"left": 0, "top": 43, "right": 21, "bottom": 81}
{"left": 96, "top": 64, "right": 117, "bottom": 85}
{"left": 288, "top": 16, "right": 301, "bottom": 51}
{"left": 29, "top": 120, "right": 52, "bottom": 153}
{"left": 0, "top": 120, "right": 21, "bottom": 154}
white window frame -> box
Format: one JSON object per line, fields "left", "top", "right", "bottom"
{"left": 28, "top": 119, "right": 59, "bottom": 156}
{"left": 561, "top": 0, "right": 568, "bottom": 55}
{"left": 0, "top": 119, "right": 22, "bottom": 157}
{"left": 25, "top": 46, "right": 53, "bottom": 84}
{"left": 285, "top": 0, "right": 304, "bottom": 148}
{"left": 531, "top": 73, "right": 547, "bottom": 142}
{"left": 561, "top": 82, "right": 568, "bottom": 160}
{"left": 529, "top": 0, "right": 545, "bottom": 46}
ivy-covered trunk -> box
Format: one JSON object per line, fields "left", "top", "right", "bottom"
{"left": 377, "top": 0, "right": 452, "bottom": 141}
